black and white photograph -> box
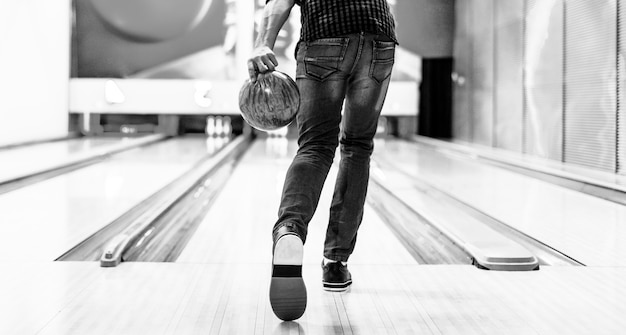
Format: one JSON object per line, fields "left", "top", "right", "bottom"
{"left": 0, "top": 0, "right": 624, "bottom": 333}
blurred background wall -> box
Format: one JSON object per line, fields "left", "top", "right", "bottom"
{"left": 0, "top": 0, "right": 449, "bottom": 146}
{"left": 71, "top": 0, "right": 428, "bottom": 81}
{"left": 396, "top": 0, "right": 454, "bottom": 58}
{"left": 0, "top": 0, "right": 71, "bottom": 146}
{"left": 67, "top": 0, "right": 426, "bottom": 136}
{"left": 452, "top": 0, "right": 626, "bottom": 175}
{"left": 72, "top": 0, "right": 230, "bottom": 79}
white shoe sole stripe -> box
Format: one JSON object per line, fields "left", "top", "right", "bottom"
{"left": 323, "top": 283, "right": 352, "bottom": 292}
{"left": 322, "top": 280, "right": 352, "bottom": 287}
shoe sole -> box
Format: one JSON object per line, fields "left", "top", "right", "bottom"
{"left": 322, "top": 280, "right": 352, "bottom": 292}
{"left": 270, "top": 234, "right": 306, "bottom": 321}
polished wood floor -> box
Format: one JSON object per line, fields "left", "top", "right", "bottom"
{"left": 0, "top": 137, "right": 225, "bottom": 262}
{"left": 373, "top": 140, "right": 626, "bottom": 266}
{"left": 1, "top": 137, "right": 625, "bottom": 334}
{"left": 2, "top": 262, "right": 625, "bottom": 334}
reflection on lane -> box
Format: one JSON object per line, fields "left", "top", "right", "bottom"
{"left": 0, "top": 135, "right": 229, "bottom": 262}
{"left": 175, "top": 137, "right": 418, "bottom": 266}
{"left": 0, "top": 137, "right": 124, "bottom": 182}
{"left": 59, "top": 135, "right": 237, "bottom": 263}
{"left": 374, "top": 138, "right": 621, "bottom": 267}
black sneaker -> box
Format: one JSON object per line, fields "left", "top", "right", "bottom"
{"left": 322, "top": 261, "right": 352, "bottom": 292}
{"left": 269, "top": 225, "right": 307, "bottom": 321}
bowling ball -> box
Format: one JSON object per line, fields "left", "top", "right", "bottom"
{"left": 238, "top": 71, "right": 299, "bottom": 131}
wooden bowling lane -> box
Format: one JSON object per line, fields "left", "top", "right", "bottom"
{"left": 176, "top": 137, "right": 417, "bottom": 265}
{"left": 112, "top": 136, "right": 250, "bottom": 265}
{"left": 2, "top": 137, "right": 626, "bottom": 334}
{"left": 0, "top": 136, "right": 228, "bottom": 262}
{"left": 0, "top": 134, "right": 164, "bottom": 187}
{"left": 3, "top": 262, "right": 626, "bottom": 334}
{"left": 373, "top": 138, "right": 626, "bottom": 267}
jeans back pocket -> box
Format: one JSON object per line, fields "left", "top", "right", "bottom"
{"left": 302, "top": 38, "right": 349, "bottom": 81}
{"left": 369, "top": 40, "right": 395, "bottom": 84}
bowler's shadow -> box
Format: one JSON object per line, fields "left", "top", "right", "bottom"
{"left": 273, "top": 320, "right": 305, "bottom": 334}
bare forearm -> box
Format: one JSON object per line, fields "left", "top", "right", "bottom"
{"left": 255, "top": 0, "right": 295, "bottom": 49}
{"left": 247, "top": 0, "right": 295, "bottom": 81}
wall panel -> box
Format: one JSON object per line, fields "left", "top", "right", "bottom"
{"left": 453, "top": 0, "right": 623, "bottom": 176}
{"left": 452, "top": 0, "right": 473, "bottom": 142}
{"left": 618, "top": 0, "right": 626, "bottom": 175}
{"left": 494, "top": 0, "right": 524, "bottom": 152}
{"left": 0, "top": 0, "right": 70, "bottom": 146}
{"left": 470, "top": 0, "right": 495, "bottom": 146}
{"left": 564, "top": 0, "right": 617, "bottom": 171}
{"left": 524, "top": 0, "right": 564, "bottom": 160}
{"left": 396, "top": 0, "right": 455, "bottom": 58}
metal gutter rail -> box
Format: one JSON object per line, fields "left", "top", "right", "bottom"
{"left": 367, "top": 180, "right": 472, "bottom": 265}
{"left": 371, "top": 157, "right": 541, "bottom": 271}
{"left": 100, "top": 135, "right": 251, "bottom": 267}
{"left": 0, "top": 134, "right": 167, "bottom": 193}
{"left": 122, "top": 149, "right": 241, "bottom": 262}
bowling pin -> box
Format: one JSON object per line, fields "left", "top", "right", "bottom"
{"left": 206, "top": 116, "right": 215, "bottom": 136}
{"left": 215, "top": 116, "right": 224, "bottom": 136}
{"left": 223, "top": 116, "right": 232, "bottom": 136}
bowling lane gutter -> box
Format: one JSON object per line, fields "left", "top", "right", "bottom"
{"left": 0, "top": 132, "right": 80, "bottom": 151}
{"left": 121, "top": 141, "right": 245, "bottom": 263}
{"left": 0, "top": 134, "right": 167, "bottom": 195}
{"left": 367, "top": 180, "right": 472, "bottom": 265}
{"left": 370, "top": 159, "right": 539, "bottom": 271}
{"left": 372, "top": 142, "right": 582, "bottom": 269}
{"left": 57, "top": 135, "right": 252, "bottom": 265}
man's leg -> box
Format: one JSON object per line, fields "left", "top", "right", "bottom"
{"left": 322, "top": 33, "right": 395, "bottom": 291}
{"left": 273, "top": 79, "right": 346, "bottom": 241}
{"left": 270, "top": 37, "right": 353, "bottom": 320}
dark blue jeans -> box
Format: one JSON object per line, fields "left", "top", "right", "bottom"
{"left": 274, "top": 32, "right": 395, "bottom": 262}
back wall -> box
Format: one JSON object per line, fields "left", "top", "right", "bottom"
{"left": 0, "top": 0, "right": 71, "bottom": 146}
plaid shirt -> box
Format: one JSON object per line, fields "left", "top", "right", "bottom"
{"left": 268, "top": 0, "right": 397, "bottom": 44}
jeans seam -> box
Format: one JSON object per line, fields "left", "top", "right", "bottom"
{"left": 302, "top": 38, "right": 349, "bottom": 82}
{"left": 369, "top": 58, "right": 395, "bottom": 84}
{"left": 369, "top": 40, "right": 395, "bottom": 84}
{"left": 348, "top": 32, "right": 365, "bottom": 75}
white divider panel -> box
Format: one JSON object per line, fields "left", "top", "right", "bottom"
{"left": 69, "top": 79, "right": 417, "bottom": 116}
{"left": 70, "top": 79, "right": 241, "bottom": 115}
